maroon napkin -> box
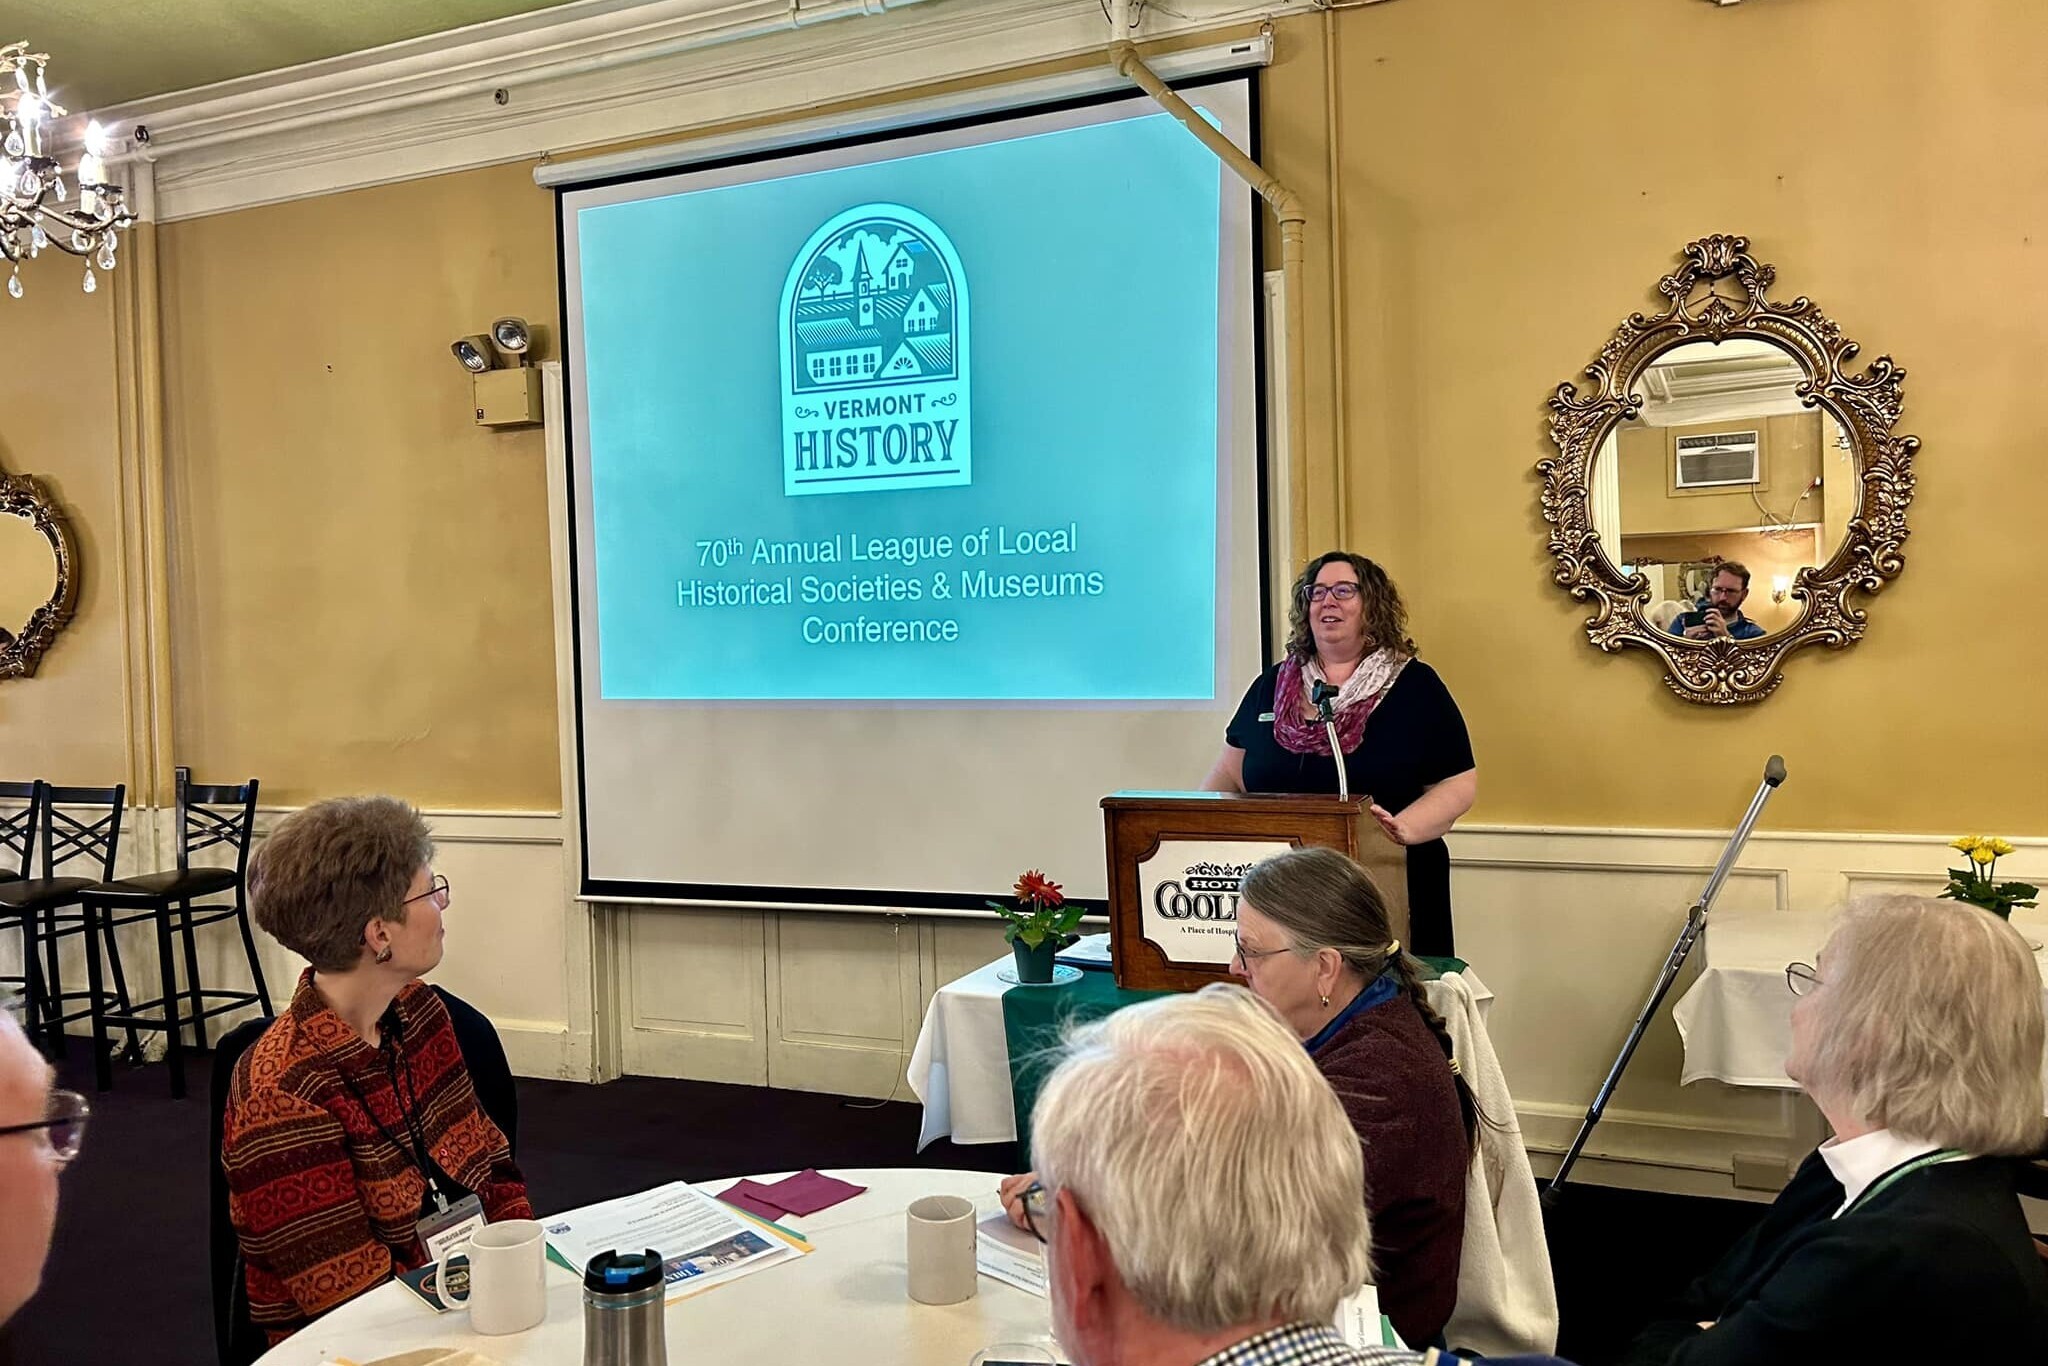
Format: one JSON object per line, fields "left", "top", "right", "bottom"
{"left": 718, "top": 1180, "right": 792, "bottom": 1223}
{"left": 758, "top": 1169, "right": 867, "bottom": 1216}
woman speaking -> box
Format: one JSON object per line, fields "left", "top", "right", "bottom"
{"left": 1204, "top": 551, "right": 1476, "bottom": 956}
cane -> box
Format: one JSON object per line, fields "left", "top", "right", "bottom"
{"left": 1543, "top": 754, "right": 1788, "bottom": 1203}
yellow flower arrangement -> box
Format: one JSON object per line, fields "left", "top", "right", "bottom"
{"left": 1942, "top": 835, "right": 2037, "bottom": 920}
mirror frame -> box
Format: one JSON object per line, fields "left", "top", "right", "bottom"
{"left": 0, "top": 472, "right": 80, "bottom": 680}
{"left": 1540, "top": 234, "right": 1918, "bottom": 705}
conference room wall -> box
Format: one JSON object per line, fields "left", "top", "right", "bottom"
{"left": 1, "top": 0, "right": 2041, "bottom": 1194}
{"left": 1260, "top": 0, "right": 2048, "bottom": 834}
{"left": 0, "top": 277, "right": 128, "bottom": 786}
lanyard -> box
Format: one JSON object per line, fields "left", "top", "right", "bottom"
{"left": 1841, "top": 1148, "right": 1966, "bottom": 1217}
{"left": 325, "top": 1024, "right": 447, "bottom": 1211}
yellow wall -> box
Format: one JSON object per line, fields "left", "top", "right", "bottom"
{"left": 5, "top": 0, "right": 2045, "bottom": 836}
{"left": 0, "top": 271, "right": 128, "bottom": 786}
{"left": 1262, "top": 0, "right": 2048, "bottom": 832}
{"left": 157, "top": 162, "right": 562, "bottom": 807}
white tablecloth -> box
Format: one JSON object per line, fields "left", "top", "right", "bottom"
{"left": 1672, "top": 911, "right": 2048, "bottom": 1088}
{"left": 907, "top": 956, "right": 1494, "bottom": 1149}
{"left": 255, "top": 1169, "right": 1052, "bottom": 1366}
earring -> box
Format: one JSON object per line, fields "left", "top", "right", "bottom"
{"left": 374, "top": 945, "right": 394, "bottom": 965}
{"left": 1320, "top": 993, "right": 1330, "bottom": 1008}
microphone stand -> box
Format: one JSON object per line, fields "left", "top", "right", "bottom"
{"left": 1315, "top": 693, "right": 1349, "bottom": 802}
{"left": 1544, "top": 754, "right": 1788, "bottom": 1202}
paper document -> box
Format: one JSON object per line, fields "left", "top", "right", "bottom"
{"left": 976, "top": 1211, "right": 1047, "bottom": 1296}
{"left": 543, "top": 1181, "right": 807, "bottom": 1301}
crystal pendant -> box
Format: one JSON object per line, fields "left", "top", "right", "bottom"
{"left": 70, "top": 228, "right": 88, "bottom": 251}
{"left": 82, "top": 264, "right": 96, "bottom": 293}
{"left": 2, "top": 130, "right": 21, "bottom": 158}
{"left": 51, "top": 174, "right": 64, "bottom": 200}
{"left": 97, "top": 240, "right": 115, "bottom": 271}
{"left": 19, "top": 167, "right": 39, "bottom": 197}
{"left": 31, "top": 223, "right": 46, "bottom": 250}
{"left": 6, "top": 271, "right": 19, "bottom": 300}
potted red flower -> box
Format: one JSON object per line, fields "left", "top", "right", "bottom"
{"left": 989, "top": 870, "right": 1085, "bottom": 984}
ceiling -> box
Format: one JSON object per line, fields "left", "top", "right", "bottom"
{"left": 12, "top": 0, "right": 597, "bottom": 112}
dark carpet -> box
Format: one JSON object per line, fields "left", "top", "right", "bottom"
{"left": 1, "top": 1047, "right": 1766, "bottom": 1365}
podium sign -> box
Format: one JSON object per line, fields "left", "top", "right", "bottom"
{"left": 1136, "top": 840, "right": 1294, "bottom": 968}
{"left": 1101, "top": 792, "right": 1409, "bottom": 992}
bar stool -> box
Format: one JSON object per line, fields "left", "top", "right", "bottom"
{"left": 0, "top": 781, "right": 50, "bottom": 1037}
{"left": 0, "top": 783, "right": 136, "bottom": 1059}
{"left": 85, "top": 767, "right": 270, "bottom": 1097}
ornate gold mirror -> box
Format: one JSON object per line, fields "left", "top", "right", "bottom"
{"left": 1541, "top": 235, "right": 1918, "bottom": 704}
{"left": 0, "top": 472, "right": 79, "bottom": 679}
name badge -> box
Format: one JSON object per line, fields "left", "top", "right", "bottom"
{"left": 418, "top": 1192, "right": 488, "bottom": 1262}
{"left": 1258, "top": 712, "right": 1275, "bottom": 723}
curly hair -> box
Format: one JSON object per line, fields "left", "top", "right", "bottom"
{"left": 1283, "top": 551, "right": 1416, "bottom": 661}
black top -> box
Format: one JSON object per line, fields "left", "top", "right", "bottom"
{"left": 1619, "top": 1150, "right": 2048, "bottom": 1366}
{"left": 1225, "top": 660, "right": 1474, "bottom": 956}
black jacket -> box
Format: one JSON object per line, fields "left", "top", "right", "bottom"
{"left": 1620, "top": 1150, "right": 2048, "bottom": 1365}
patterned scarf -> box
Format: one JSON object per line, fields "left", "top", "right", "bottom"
{"left": 1272, "top": 649, "right": 1409, "bottom": 758}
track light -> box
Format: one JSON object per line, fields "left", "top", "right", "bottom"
{"left": 451, "top": 335, "right": 494, "bottom": 374}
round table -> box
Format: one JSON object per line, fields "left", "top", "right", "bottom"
{"left": 255, "top": 1168, "right": 1058, "bottom": 1365}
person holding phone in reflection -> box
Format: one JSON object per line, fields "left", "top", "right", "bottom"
{"left": 1667, "top": 563, "right": 1766, "bottom": 641}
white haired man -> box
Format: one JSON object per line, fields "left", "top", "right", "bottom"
{"left": 0, "top": 1007, "right": 87, "bottom": 1327}
{"left": 1622, "top": 896, "right": 2048, "bottom": 1364}
{"left": 1024, "top": 983, "right": 1576, "bottom": 1366}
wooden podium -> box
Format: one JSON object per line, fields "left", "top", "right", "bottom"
{"left": 1099, "top": 791, "right": 1410, "bottom": 993}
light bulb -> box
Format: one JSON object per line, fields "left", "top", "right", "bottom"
{"left": 83, "top": 119, "right": 107, "bottom": 156}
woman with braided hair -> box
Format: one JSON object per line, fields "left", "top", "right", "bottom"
{"left": 1228, "top": 845, "right": 1473, "bottom": 1348}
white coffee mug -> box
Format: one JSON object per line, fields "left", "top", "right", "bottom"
{"left": 906, "top": 1194, "right": 978, "bottom": 1305}
{"left": 435, "top": 1218, "right": 547, "bottom": 1335}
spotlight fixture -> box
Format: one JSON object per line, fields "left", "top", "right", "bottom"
{"left": 488, "top": 315, "right": 531, "bottom": 360}
{"left": 451, "top": 334, "right": 493, "bottom": 374}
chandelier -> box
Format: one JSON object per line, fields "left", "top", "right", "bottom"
{"left": 1, "top": 41, "right": 132, "bottom": 299}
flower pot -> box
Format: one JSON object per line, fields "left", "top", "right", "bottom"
{"left": 1011, "top": 937, "right": 1060, "bottom": 985}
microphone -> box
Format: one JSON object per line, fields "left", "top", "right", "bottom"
{"left": 1309, "top": 681, "right": 1349, "bottom": 802}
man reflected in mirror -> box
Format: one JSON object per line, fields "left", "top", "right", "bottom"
{"left": 1668, "top": 564, "right": 1765, "bottom": 641}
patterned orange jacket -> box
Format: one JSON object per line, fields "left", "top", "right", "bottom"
{"left": 222, "top": 970, "right": 532, "bottom": 1344}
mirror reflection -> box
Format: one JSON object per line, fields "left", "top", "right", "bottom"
{"left": 1588, "top": 339, "right": 1857, "bottom": 640}
{"left": 0, "top": 509, "right": 57, "bottom": 648}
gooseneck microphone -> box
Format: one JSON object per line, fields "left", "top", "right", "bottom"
{"left": 1310, "top": 681, "right": 1349, "bottom": 801}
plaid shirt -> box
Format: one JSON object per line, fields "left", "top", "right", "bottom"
{"left": 1195, "top": 1324, "right": 1434, "bottom": 1366}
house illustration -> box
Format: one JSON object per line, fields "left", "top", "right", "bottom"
{"left": 787, "top": 217, "right": 956, "bottom": 393}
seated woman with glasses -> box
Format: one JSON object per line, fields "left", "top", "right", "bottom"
{"left": 221, "top": 797, "right": 530, "bottom": 1347}
{"left": 1621, "top": 895, "right": 2048, "bottom": 1365}
{"left": 1002, "top": 846, "right": 1474, "bottom": 1348}
{"left": 1202, "top": 551, "right": 1476, "bottom": 957}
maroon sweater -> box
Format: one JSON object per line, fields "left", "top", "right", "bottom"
{"left": 1311, "top": 992, "right": 1469, "bottom": 1346}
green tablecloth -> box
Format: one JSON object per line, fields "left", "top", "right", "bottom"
{"left": 1000, "top": 957, "right": 1466, "bottom": 1161}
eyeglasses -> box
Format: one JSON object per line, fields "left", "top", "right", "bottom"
{"left": 1785, "top": 961, "right": 1821, "bottom": 997}
{"left": 1231, "top": 934, "right": 1288, "bottom": 967}
{"left": 0, "top": 1089, "right": 90, "bottom": 1164}
{"left": 1306, "top": 583, "right": 1361, "bottom": 604}
{"left": 402, "top": 874, "right": 451, "bottom": 910}
{"left": 1018, "top": 1180, "right": 1051, "bottom": 1244}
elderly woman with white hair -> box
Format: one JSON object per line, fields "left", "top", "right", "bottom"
{"left": 1024, "top": 983, "right": 1575, "bottom": 1366}
{"left": 1621, "top": 895, "right": 2048, "bottom": 1364}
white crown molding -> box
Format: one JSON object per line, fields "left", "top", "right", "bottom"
{"left": 97, "top": 0, "right": 1316, "bottom": 223}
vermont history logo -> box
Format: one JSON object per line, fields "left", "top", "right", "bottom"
{"left": 779, "top": 204, "right": 972, "bottom": 497}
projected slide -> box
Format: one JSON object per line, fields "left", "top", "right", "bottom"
{"left": 574, "top": 106, "right": 1227, "bottom": 701}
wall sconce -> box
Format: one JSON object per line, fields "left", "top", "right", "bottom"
{"left": 1771, "top": 574, "right": 1792, "bottom": 604}
{"left": 449, "top": 316, "right": 543, "bottom": 427}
